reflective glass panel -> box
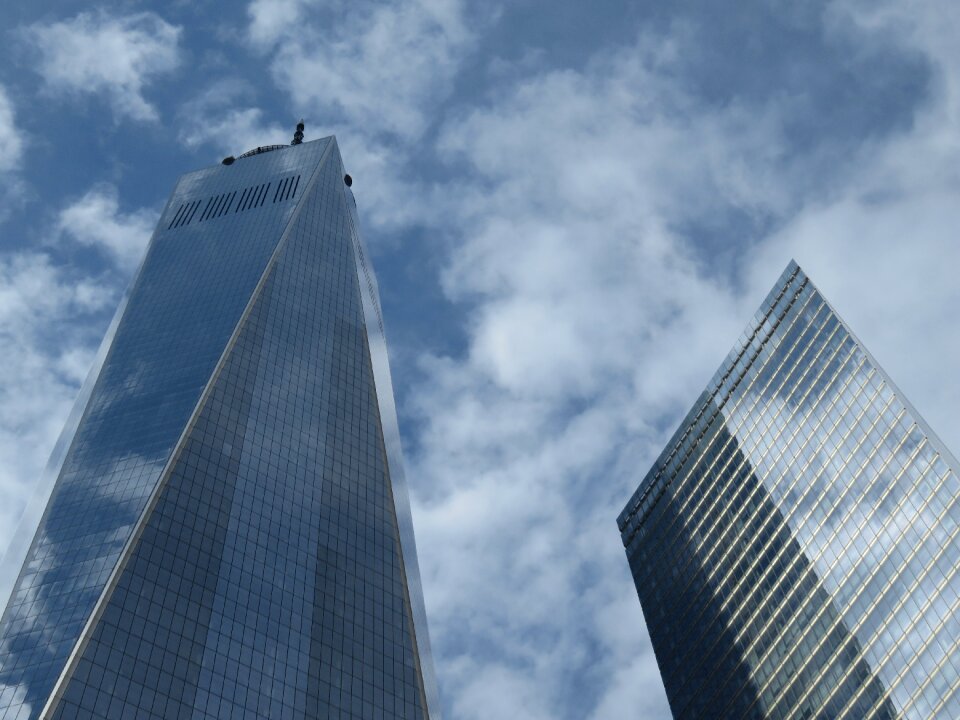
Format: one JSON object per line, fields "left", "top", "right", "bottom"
{"left": 619, "top": 261, "right": 960, "bottom": 719}
{"left": 0, "top": 138, "right": 438, "bottom": 720}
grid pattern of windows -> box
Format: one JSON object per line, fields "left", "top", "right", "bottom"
{"left": 0, "top": 139, "right": 329, "bottom": 720}
{"left": 0, "top": 137, "right": 434, "bottom": 719}
{"left": 618, "top": 261, "right": 960, "bottom": 719}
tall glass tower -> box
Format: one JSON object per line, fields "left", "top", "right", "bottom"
{"left": 618, "top": 261, "right": 960, "bottom": 719}
{"left": 0, "top": 135, "right": 440, "bottom": 719}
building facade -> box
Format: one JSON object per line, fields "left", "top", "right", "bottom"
{"left": 0, "top": 136, "right": 440, "bottom": 719}
{"left": 618, "top": 261, "right": 960, "bottom": 718}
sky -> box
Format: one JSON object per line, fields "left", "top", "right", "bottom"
{"left": 0, "top": 0, "right": 959, "bottom": 718}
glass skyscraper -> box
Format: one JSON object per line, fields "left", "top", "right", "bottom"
{"left": 618, "top": 261, "right": 960, "bottom": 718}
{"left": 0, "top": 136, "right": 440, "bottom": 719}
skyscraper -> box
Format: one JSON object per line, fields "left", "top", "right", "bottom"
{"left": 0, "top": 134, "right": 440, "bottom": 719}
{"left": 618, "top": 261, "right": 960, "bottom": 719}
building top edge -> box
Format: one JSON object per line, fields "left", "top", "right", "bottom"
{"left": 617, "top": 259, "right": 804, "bottom": 531}
{"left": 176, "top": 135, "right": 337, "bottom": 182}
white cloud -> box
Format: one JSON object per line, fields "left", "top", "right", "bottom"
{"left": 23, "top": 10, "right": 182, "bottom": 122}
{"left": 178, "top": 80, "right": 290, "bottom": 157}
{"left": 181, "top": 106, "right": 287, "bottom": 155}
{"left": 0, "top": 86, "right": 24, "bottom": 174}
{"left": 404, "top": 33, "right": 782, "bottom": 720}
{"left": 0, "top": 1, "right": 957, "bottom": 718}
{"left": 56, "top": 186, "right": 157, "bottom": 273}
{"left": 745, "top": 0, "right": 960, "bottom": 455}
{"left": 236, "top": 0, "right": 487, "bottom": 233}
{"left": 251, "top": 0, "right": 476, "bottom": 140}
{"left": 398, "top": 6, "right": 960, "bottom": 719}
{"left": 247, "top": 0, "right": 313, "bottom": 49}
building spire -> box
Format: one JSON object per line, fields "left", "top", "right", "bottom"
{"left": 292, "top": 119, "right": 305, "bottom": 145}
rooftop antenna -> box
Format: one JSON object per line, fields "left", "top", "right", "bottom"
{"left": 292, "top": 119, "right": 305, "bottom": 145}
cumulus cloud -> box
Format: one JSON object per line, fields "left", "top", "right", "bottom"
{"left": 247, "top": 0, "right": 313, "bottom": 49}
{"left": 250, "top": 0, "right": 477, "bottom": 140}
{"left": 0, "top": 86, "right": 24, "bottom": 174}
{"left": 0, "top": 1, "right": 957, "bottom": 719}
{"left": 744, "top": 0, "right": 960, "bottom": 453}
{"left": 237, "top": 0, "right": 489, "bottom": 232}
{"left": 403, "top": 33, "right": 785, "bottom": 720}
{"left": 0, "top": 84, "right": 27, "bottom": 218}
{"left": 56, "top": 186, "right": 157, "bottom": 272}
{"left": 235, "top": 6, "right": 849, "bottom": 718}
{"left": 181, "top": 106, "right": 287, "bottom": 156}
{"left": 178, "top": 80, "right": 290, "bottom": 156}
{"left": 396, "top": 6, "right": 960, "bottom": 719}
{"left": 22, "top": 10, "right": 182, "bottom": 122}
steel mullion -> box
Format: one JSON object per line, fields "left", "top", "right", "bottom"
{"left": 734, "top": 426, "right": 920, "bottom": 717}
{"left": 703, "top": 372, "right": 885, "bottom": 674}
{"left": 676, "top": 334, "right": 856, "bottom": 600}
{"left": 670, "top": 350, "right": 873, "bottom": 708}
{"left": 625, "top": 280, "right": 815, "bottom": 547}
{"left": 672, "top": 341, "right": 865, "bottom": 643}
{"left": 772, "top": 452, "right": 942, "bottom": 719}
{"left": 648, "top": 296, "right": 835, "bottom": 593}
{"left": 914, "top": 595, "right": 960, "bottom": 717}
{"left": 706, "top": 395, "right": 902, "bottom": 714}
{"left": 753, "top": 435, "right": 936, "bottom": 718}
{"left": 662, "top": 335, "right": 863, "bottom": 702}
{"left": 829, "top": 466, "right": 960, "bottom": 719}
{"left": 724, "top": 416, "right": 909, "bottom": 716}
{"left": 672, "top": 317, "right": 849, "bottom": 590}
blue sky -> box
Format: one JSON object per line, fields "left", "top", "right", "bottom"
{"left": 1, "top": 1, "right": 959, "bottom": 718}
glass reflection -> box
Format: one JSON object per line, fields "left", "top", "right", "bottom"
{"left": 0, "top": 138, "right": 435, "bottom": 720}
{"left": 0, "top": 140, "right": 331, "bottom": 719}
{"left": 619, "top": 261, "right": 960, "bottom": 719}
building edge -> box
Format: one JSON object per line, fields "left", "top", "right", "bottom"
{"left": 805, "top": 267, "right": 960, "bottom": 477}
{"left": 617, "top": 260, "right": 803, "bottom": 535}
{"left": 0, "top": 177, "right": 186, "bottom": 621}
{"left": 37, "top": 139, "right": 336, "bottom": 719}
{"left": 337, "top": 138, "right": 443, "bottom": 719}
{"left": 617, "top": 255, "right": 960, "bottom": 547}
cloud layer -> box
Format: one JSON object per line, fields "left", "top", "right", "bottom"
{"left": 57, "top": 186, "right": 158, "bottom": 272}
{"left": 178, "top": 80, "right": 290, "bottom": 157}
{"left": 0, "top": 87, "right": 23, "bottom": 175}
{"left": 23, "top": 11, "right": 182, "bottom": 122}
{"left": 0, "top": 0, "right": 958, "bottom": 718}
{"left": 407, "top": 32, "right": 770, "bottom": 720}
{"left": 351, "top": 4, "right": 960, "bottom": 717}
{"left": 254, "top": 0, "right": 476, "bottom": 141}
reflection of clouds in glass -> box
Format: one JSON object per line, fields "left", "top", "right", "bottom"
{"left": 345, "top": 185, "right": 441, "bottom": 713}
{"left": 734, "top": 287, "right": 960, "bottom": 716}
{"left": 674, "top": 332, "right": 868, "bottom": 617}
{"left": 719, "top": 374, "right": 896, "bottom": 711}
{"left": 827, "top": 463, "right": 960, "bottom": 717}
{"left": 621, "top": 270, "right": 892, "bottom": 717}
{"left": 0, "top": 681, "right": 30, "bottom": 718}
{"left": 620, "top": 263, "right": 960, "bottom": 719}
{"left": 0, "top": 451, "right": 164, "bottom": 704}
{"left": 727, "top": 322, "right": 957, "bottom": 714}
{"left": 0, "top": 139, "right": 339, "bottom": 719}
{"left": 87, "top": 360, "right": 147, "bottom": 412}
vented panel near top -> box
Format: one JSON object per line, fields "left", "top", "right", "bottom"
{"left": 166, "top": 174, "right": 302, "bottom": 230}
